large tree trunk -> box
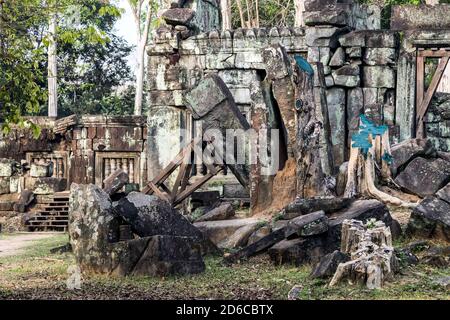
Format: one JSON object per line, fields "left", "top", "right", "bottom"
{"left": 48, "top": 13, "right": 57, "bottom": 118}
{"left": 134, "top": 43, "right": 146, "bottom": 116}
{"left": 295, "top": 61, "right": 334, "bottom": 198}
{"left": 221, "top": 0, "right": 232, "bottom": 30}
{"left": 294, "top": 0, "right": 305, "bottom": 27}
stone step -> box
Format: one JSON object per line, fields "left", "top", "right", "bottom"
{"left": 28, "top": 220, "right": 68, "bottom": 226}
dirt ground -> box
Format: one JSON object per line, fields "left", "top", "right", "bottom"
{"left": 0, "top": 233, "right": 59, "bottom": 257}
{"left": 0, "top": 233, "right": 448, "bottom": 300}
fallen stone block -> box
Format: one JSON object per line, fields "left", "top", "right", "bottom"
{"left": 0, "top": 178, "right": 10, "bottom": 195}
{"left": 114, "top": 192, "right": 205, "bottom": 240}
{"left": 406, "top": 196, "right": 450, "bottom": 242}
{"left": 329, "top": 47, "right": 345, "bottom": 67}
{"left": 103, "top": 169, "right": 129, "bottom": 196}
{"left": 281, "top": 197, "right": 353, "bottom": 220}
{"left": 362, "top": 66, "right": 395, "bottom": 88}
{"left": 195, "top": 202, "right": 235, "bottom": 222}
{"left": 394, "top": 157, "right": 450, "bottom": 197}
{"left": 436, "top": 182, "right": 450, "bottom": 204}
{"left": 218, "top": 223, "right": 261, "bottom": 249}
{"left": 363, "top": 48, "right": 396, "bottom": 66}
{"left": 268, "top": 236, "right": 326, "bottom": 266}
{"left": 390, "top": 138, "right": 436, "bottom": 176}
{"left": 304, "top": 9, "right": 349, "bottom": 27}
{"left": 332, "top": 64, "right": 360, "bottom": 87}
{"left": 310, "top": 250, "right": 350, "bottom": 278}
{"left": 284, "top": 210, "right": 329, "bottom": 239}
{"left": 247, "top": 225, "right": 271, "bottom": 246}
{"left": 125, "top": 235, "right": 205, "bottom": 276}
{"left": 194, "top": 218, "right": 261, "bottom": 246}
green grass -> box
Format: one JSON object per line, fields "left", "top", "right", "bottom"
{"left": 0, "top": 234, "right": 448, "bottom": 300}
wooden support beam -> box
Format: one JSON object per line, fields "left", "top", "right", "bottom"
{"left": 418, "top": 49, "right": 450, "bottom": 57}
{"left": 416, "top": 56, "right": 449, "bottom": 138}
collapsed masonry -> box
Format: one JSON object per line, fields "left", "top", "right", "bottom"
{"left": 0, "top": 0, "right": 449, "bottom": 280}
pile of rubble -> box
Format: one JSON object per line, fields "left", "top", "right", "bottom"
{"left": 389, "top": 138, "right": 450, "bottom": 242}
{"left": 68, "top": 171, "right": 217, "bottom": 277}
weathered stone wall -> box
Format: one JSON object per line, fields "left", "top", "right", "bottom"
{"left": 0, "top": 115, "right": 148, "bottom": 195}
{"left": 426, "top": 93, "right": 450, "bottom": 151}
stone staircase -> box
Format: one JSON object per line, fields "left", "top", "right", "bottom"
{"left": 26, "top": 192, "right": 70, "bottom": 232}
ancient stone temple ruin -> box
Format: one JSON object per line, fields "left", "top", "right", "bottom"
{"left": 0, "top": 0, "right": 449, "bottom": 286}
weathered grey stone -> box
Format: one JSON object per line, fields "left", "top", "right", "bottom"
{"left": 436, "top": 182, "right": 450, "bottom": 204}
{"left": 347, "top": 88, "right": 364, "bottom": 133}
{"left": 407, "top": 197, "right": 450, "bottom": 242}
{"left": 363, "top": 48, "right": 396, "bottom": 66}
{"left": 336, "top": 162, "right": 348, "bottom": 196}
{"left": 282, "top": 197, "right": 353, "bottom": 220}
{"left": 273, "top": 219, "right": 289, "bottom": 231}
{"left": 304, "top": 0, "right": 346, "bottom": 11}
{"left": 395, "top": 157, "right": 450, "bottom": 197}
{"left": 307, "top": 47, "right": 331, "bottom": 66}
{"left": 366, "top": 31, "right": 398, "bottom": 48}
{"left": 263, "top": 45, "right": 292, "bottom": 80}
{"left": 30, "top": 163, "right": 50, "bottom": 177}
{"left": 219, "top": 223, "right": 261, "bottom": 249}
{"left": 305, "top": 26, "right": 348, "bottom": 48}
{"left": 332, "top": 64, "right": 360, "bottom": 87}
{"left": 268, "top": 236, "right": 326, "bottom": 266}
{"left": 25, "top": 177, "right": 67, "bottom": 195}
{"left": 0, "top": 177, "right": 10, "bottom": 195}
{"left": 103, "top": 169, "right": 129, "bottom": 196}
{"left": 310, "top": 250, "right": 350, "bottom": 278}
{"left": 304, "top": 9, "right": 349, "bottom": 27}
{"left": 114, "top": 192, "right": 205, "bottom": 240}
{"left": 391, "top": 4, "right": 450, "bottom": 31}
{"left": 222, "top": 183, "right": 249, "bottom": 199}
{"left": 329, "top": 47, "right": 345, "bottom": 67}
{"left": 364, "top": 103, "right": 383, "bottom": 125}
{"left": 126, "top": 235, "right": 206, "bottom": 276}
{"left": 325, "top": 75, "right": 334, "bottom": 87}
{"left": 363, "top": 66, "right": 395, "bottom": 88}
{"left": 284, "top": 210, "right": 329, "bottom": 238}
{"left": 161, "top": 8, "right": 195, "bottom": 26}
{"left": 247, "top": 225, "right": 271, "bottom": 245}
{"left": 195, "top": 202, "right": 235, "bottom": 222}
{"left": 69, "top": 183, "right": 121, "bottom": 273}
{"left": 0, "top": 159, "right": 13, "bottom": 177}
{"left": 194, "top": 218, "right": 261, "bottom": 246}
{"left": 346, "top": 47, "right": 361, "bottom": 58}
{"left": 327, "top": 87, "right": 346, "bottom": 165}
{"left": 390, "top": 138, "right": 436, "bottom": 175}
{"left": 339, "top": 31, "right": 365, "bottom": 47}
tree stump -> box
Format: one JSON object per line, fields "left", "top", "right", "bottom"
{"left": 330, "top": 219, "right": 398, "bottom": 289}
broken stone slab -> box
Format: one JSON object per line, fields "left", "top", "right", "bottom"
{"left": 114, "top": 192, "right": 205, "bottom": 240}
{"left": 391, "top": 4, "right": 450, "bottom": 31}
{"left": 345, "top": 47, "right": 361, "bottom": 58}
{"left": 436, "top": 182, "right": 450, "bottom": 204}
{"left": 284, "top": 210, "right": 329, "bottom": 239}
{"left": 304, "top": 0, "right": 348, "bottom": 11}
{"left": 327, "top": 87, "right": 346, "bottom": 165}
{"left": 268, "top": 236, "right": 327, "bottom": 266}
{"left": 390, "top": 138, "right": 436, "bottom": 176}
{"left": 195, "top": 202, "right": 235, "bottom": 222}
{"left": 394, "top": 157, "right": 450, "bottom": 197}
{"left": 406, "top": 196, "right": 450, "bottom": 242}
{"left": 224, "top": 228, "right": 286, "bottom": 263}
{"left": 103, "top": 169, "right": 129, "bottom": 196}
{"left": 30, "top": 162, "right": 51, "bottom": 177}
{"left": 247, "top": 225, "right": 271, "bottom": 246}
{"left": 281, "top": 197, "right": 353, "bottom": 220}
{"left": 110, "top": 236, "right": 206, "bottom": 276}
{"left": 310, "top": 250, "right": 350, "bottom": 278}
{"left": 332, "top": 64, "right": 360, "bottom": 87}
{"left": 13, "top": 190, "right": 35, "bottom": 213}
{"left": 362, "top": 66, "right": 395, "bottom": 88}
{"left": 262, "top": 45, "right": 292, "bottom": 80}
{"left": 161, "top": 8, "right": 195, "bottom": 26}
{"left": 184, "top": 74, "right": 251, "bottom": 188}
{"left": 194, "top": 218, "right": 261, "bottom": 246}
{"left": 218, "top": 223, "right": 262, "bottom": 249}
{"left": 305, "top": 26, "right": 349, "bottom": 48}
{"left": 329, "top": 47, "right": 345, "bottom": 67}
{"left": 336, "top": 162, "right": 348, "bottom": 197}
{"left": 25, "top": 177, "right": 67, "bottom": 195}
